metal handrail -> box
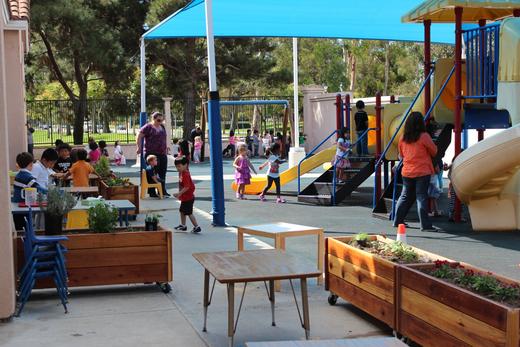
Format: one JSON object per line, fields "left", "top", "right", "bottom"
{"left": 388, "top": 66, "right": 455, "bottom": 219}
{"left": 297, "top": 129, "right": 338, "bottom": 194}
{"left": 331, "top": 128, "right": 376, "bottom": 205}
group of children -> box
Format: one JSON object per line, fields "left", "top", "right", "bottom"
{"left": 223, "top": 129, "right": 289, "bottom": 159}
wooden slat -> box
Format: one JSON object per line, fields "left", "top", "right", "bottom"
{"left": 245, "top": 337, "right": 407, "bottom": 346}
{"left": 507, "top": 310, "right": 520, "bottom": 347}
{"left": 400, "top": 265, "right": 508, "bottom": 331}
{"left": 62, "top": 231, "right": 169, "bottom": 249}
{"left": 328, "top": 254, "right": 394, "bottom": 303}
{"left": 327, "top": 237, "right": 395, "bottom": 281}
{"left": 66, "top": 245, "right": 167, "bottom": 268}
{"left": 399, "top": 310, "right": 471, "bottom": 347}
{"left": 167, "top": 231, "right": 173, "bottom": 282}
{"left": 329, "top": 274, "right": 394, "bottom": 327}
{"left": 33, "top": 264, "right": 169, "bottom": 288}
{"left": 401, "top": 286, "right": 506, "bottom": 347}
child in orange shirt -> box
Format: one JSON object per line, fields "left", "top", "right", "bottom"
{"left": 66, "top": 149, "right": 94, "bottom": 187}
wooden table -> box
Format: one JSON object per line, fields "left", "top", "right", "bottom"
{"left": 11, "top": 199, "right": 135, "bottom": 227}
{"left": 61, "top": 186, "right": 99, "bottom": 196}
{"left": 245, "top": 337, "right": 407, "bottom": 347}
{"left": 237, "top": 222, "right": 324, "bottom": 290}
{"left": 192, "top": 250, "right": 322, "bottom": 347}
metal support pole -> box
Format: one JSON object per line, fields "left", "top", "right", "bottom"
{"left": 139, "top": 38, "right": 147, "bottom": 170}
{"left": 375, "top": 92, "right": 382, "bottom": 201}
{"left": 424, "top": 20, "right": 432, "bottom": 116}
{"left": 293, "top": 38, "right": 300, "bottom": 148}
{"left": 454, "top": 6, "right": 463, "bottom": 222}
{"left": 462, "top": 128, "right": 469, "bottom": 149}
{"left": 477, "top": 129, "right": 485, "bottom": 141}
{"left": 335, "top": 94, "right": 342, "bottom": 138}
{"left": 205, "top": 0, "right": 225, "bottom": 226}
{"left": 344, "top": 94, "right": 351, "bottom": 130}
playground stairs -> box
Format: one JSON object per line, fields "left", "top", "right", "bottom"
{"left": 297, "top": 156, "right": 375, "bottom": 205}
{"left": 372, "top": 123, "right": 454, "bottom": 220}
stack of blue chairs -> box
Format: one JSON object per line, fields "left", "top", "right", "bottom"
{"left": 16, "top": 209, "right": 69, "bottom": 316}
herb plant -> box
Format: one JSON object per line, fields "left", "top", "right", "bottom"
{"left": 39, "top": 187, "right": 76, "bottom": 216}
{"left": 88, "top": 203, "right": 119, "bottom": 233}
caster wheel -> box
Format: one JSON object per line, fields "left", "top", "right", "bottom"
{"left": 328, "top": 294, "right": 338, "bottom": 305}
{"left": 158, "top": 282, "right": 172, "bottom": 293}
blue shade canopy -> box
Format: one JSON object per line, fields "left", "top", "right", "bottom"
{"left": 143, "top": 0, "right": 456, "bottom": 44}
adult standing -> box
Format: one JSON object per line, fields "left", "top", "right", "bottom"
{"left": 26, "top": 123, "right": 35, "bottom": 155}
{"left": 137, "top": 112, "right": 170, "bottom": 197}
{"left": 189, "top": 126, "right": 203, "bottom": 161}
{"left": 393, "top": 112, "right": 437, "bottom": 232}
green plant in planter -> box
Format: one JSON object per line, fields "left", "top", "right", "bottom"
{"left": 88, "top": 203, "right": 118, "bottom": 233}
{"left": 94, "top": 156, "right": 111, "bottom": 180}
{"left": 38, "top": 187, "right": 76, "bottom": 235}
{"left": 145, "top": 213, "right": 162, "bottom": 223}
{"left": 106, "top": 177, "right": 130, "bottom": 187}
{"left": 383, "top": 241, "right": 419, "bottom": 263}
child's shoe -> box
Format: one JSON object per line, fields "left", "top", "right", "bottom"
{"left": 174, "top": 225, "right": 187, "bottom": 231}
{"left": 236, "top": 192, "right": 241, "bottom": 199}
{"left": 276, "top": 198, "right": 286, "bottom": 204}
{"left": 259, "top": 194, "right": 266, "bottom": 202}
{"left": 192, "top": 226, "right": 202, "bottom": 233}
{"left": 240, "top": 194, "right": 247, "bottom": 200}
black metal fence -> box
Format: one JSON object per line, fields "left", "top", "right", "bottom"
{"left": 27, "top": 95, "right": 300, "bottom": 145}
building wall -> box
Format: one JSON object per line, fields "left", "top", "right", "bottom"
{"left": 4, "top": 29, "right": 26, "bottom": 169}
{"left": 0, "top": 16, "right": 16, "bottom": 320}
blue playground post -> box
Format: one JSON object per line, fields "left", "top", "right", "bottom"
{"left": 462, "top": 128, "right": 469, "bottom": 149}
{"left": 139, "top": 111, "right": 147, "bottom": 169}
{"left": 208, "top": 91, "right": 226, "bottom": 226}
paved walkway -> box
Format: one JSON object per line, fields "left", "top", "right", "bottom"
{"left": 2, "top": 158, "right": 520, "bottom": 347}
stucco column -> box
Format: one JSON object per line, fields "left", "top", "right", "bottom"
{"left": 0, "top": 27, "right": 16, "bottom": 320}
{"left": 5, "top": 30, "right": 27, "bottom": 169}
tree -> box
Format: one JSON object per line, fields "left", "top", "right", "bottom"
{"left": 30, "top": 0, "right": 148, "bottom": 144}
{"left": 146, "top": 0, "right": 280, "bottom": 138}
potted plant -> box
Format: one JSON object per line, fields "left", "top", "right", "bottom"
{"left": 88, "top": 203, "right": 119, "bottom": 233}
{"left": 325, "top": 233, "right": 448, "bottom": 328}
{"left": 145, "top": 213, "right": 162, "bottom": 231}
{"left": 39, "top": 187, "right": 76, "bottom": 235}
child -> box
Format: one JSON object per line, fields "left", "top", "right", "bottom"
{"left": 428, "top": 161, "right": 443, "bottom": 217}
{"left": 262, "top": 131, "right": 271, "bottom": 157}
{"left": 114, "top": 141, "right": 126, "bottom": 166}
{"left": 446, "top": 159, "right": 467, "bottom": 222}
{"left": 245, "top": 129, "right": 253, "bottom": 154}
{"left": 252, "top": 129, "right": 260, "bottom": 157}
{"left": 54, "top": 143, "right": 73, "bottom": 173}
{"left": 193, "top": 136, "right": 203, "bottom": 163}
{"left": 178, "top": 139, "right": 190, "bottom": 160}
{"left": 31, "top": 148, "right": 58, "bottom": 189}
{"left": 233, "top": 144, "right": 257, "bottom": 199}
{"left": 334, "top": 128, "right": 351, "bottom": 184}
{"left": 88, "top": 141, "right": 101, "bottom": 165}
{"left": 172, "top": 138, "right": 180, "bottom": 158}
{"left": 145, "top": 155, "right": 163, "bottom": 198}
{"left": 12, "top": 152, "right": 48, "bottom": 230}
{"left": 354, "top": 100, "right": 369, "bottom": 155}
{"left": 222, "top": 130, "right": 236, "bottom": 157}
{"left": 99, "top": 140, "right": 109, "bottom": 157}
{"left": 66, "top": 149, "right": 94, "bottom": 187}
{"left": 173, "top": 156, "right": 201, "bottom": 233}
{"left": 259, "top": 143, "right": 286, "bottom": 203}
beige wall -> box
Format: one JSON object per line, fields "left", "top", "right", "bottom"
{"left": 0, "top": 19, "right": 16, "bottom": 319}
{"left": 4, "top": 30, "right": 26, "bottom": 170}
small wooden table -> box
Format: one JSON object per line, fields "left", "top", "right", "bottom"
{"left": 245, "top": 337, "right": 408, "bottom": 347}
{"left": 237, "top": 222, "right": 324, "bottom": 290}
{"left": 193, "top": 250, "right": 322, "bottom": 347}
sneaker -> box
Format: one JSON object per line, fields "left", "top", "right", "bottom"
{"left": 192, "top": 226, "right": 202, "bottom": 233}
{"left": 163, "top": 192, "right": 171, "bottom": 197}
{"left": 421, "top": 226, "right": 440, "bottom": 232}
{"left": 259, "top": 194, "right": 266, "bottom": 202}
{"left": 276, "top": 198, "right": 286, "bottom": 204}
{"left": 174, "top": 225, "right": 187, "bottom": 231}
{"left": 240, "top": 194, "right": 247, "bottom": 200}
{"left": 149, "top": 193, "right": 159, "bottom": 198}
{"left": 236, "top": 193, "right": 241, "bottom": 199}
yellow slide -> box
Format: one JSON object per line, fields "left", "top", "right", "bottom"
{"left": 231, "top": 146, "right": 336, "bottom": 195}
{"left": 450, "top": 124, "right": 520, "bottom": 231}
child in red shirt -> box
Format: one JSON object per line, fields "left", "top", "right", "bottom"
{"left": 173, "top": 156, "right": 201, "bottom": 233}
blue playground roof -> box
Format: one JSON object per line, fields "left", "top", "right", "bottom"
{"left": 143, "top": 0, "right": 456, "bottom": 44}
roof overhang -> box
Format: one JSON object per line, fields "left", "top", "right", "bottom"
{"left": 402, "top": 0, "right": 520, "bottom": 23}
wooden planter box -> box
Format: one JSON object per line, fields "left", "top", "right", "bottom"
{"left": 398, "top": 263, "right": 520, "bottom": 347}
{"left": 325, "top": 235, "right": 447, "bottom": 329}
{"left": 98, "top": 180, "right": 139, "bottom": 216}
{"left": 16, "top": 226, "right": 172, "bottom": 288}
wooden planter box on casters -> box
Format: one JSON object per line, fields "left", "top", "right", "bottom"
{"left": 16, "top": 227, "right": 173, "bottom": 292}
{"left": 98, "top": 180, "right": 140, "bottom": 216}
{"left": 398, "top": 263, "right": 520, "bottom": 347}
{"left": 325, "top": 235, "right": 447, "bottom": 329}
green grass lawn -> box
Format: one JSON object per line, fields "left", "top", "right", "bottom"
{"left": 32, "top": 129, "right": 137, "bottom": 145}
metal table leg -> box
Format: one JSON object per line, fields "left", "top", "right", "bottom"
{"left": 203, "top": 269, "right": 209, "bottom": 332}
{"left": 301, "top": 278, "right": 310, "bottom": 339}
{"left": 118, "top": 210, "right": 123, "bottom": 226}
{"left": 125, "top": 209, "right": 129, "bottom": 226}
{"left": 269, "top": 280, "right": 276, "bottom": 326}
{"left": 227, "top": 283, "right": 235, "bottom": 347}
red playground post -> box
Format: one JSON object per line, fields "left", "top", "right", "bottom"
{"left": 335, "top": 94, "right": 342, "bottom": 138}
